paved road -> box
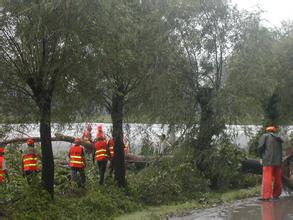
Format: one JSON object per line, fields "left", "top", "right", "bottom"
{"left": 169, "top": 196, "right": 293, "bottom": 220}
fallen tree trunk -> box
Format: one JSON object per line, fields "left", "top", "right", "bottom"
{"left": 0, "top": 133, "right": 149, "bottom": 165}
{"left": 0, "top": 133, "right": 94, "bottom": 153}
{"left": 241, "top": 159, "right": 262, "bottom": 175}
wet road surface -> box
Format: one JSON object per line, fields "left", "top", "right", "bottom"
{"left": 170, "top": 196, "right": 293, "bottom": 220}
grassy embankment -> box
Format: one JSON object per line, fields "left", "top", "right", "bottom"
{"left": 118, "top": 186, "right": 260, "bottom": 220}
{"left": 0, "top": 183, "right": 260, "bottom": 220}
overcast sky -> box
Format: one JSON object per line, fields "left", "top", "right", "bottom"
{"left": 231, "top": 0, "right": 293, "bottom": 27}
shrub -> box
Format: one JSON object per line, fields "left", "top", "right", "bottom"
{"left": 130, "top": 155, "right": 209, "bottom": 205}
{"left": 0, "top": 146, "right": 141, "bottom": 220}
{"left": 197, "top": 136, "right": 247, "bottom": 190}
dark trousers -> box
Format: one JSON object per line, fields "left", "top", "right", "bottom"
{"left": 97, "top": 160, "right": 107, "bottom": 185}
{"left": 24, "top": 170, "right": 38, "bottom": 184}
{"left": 71, "top": 167, "right": 86, "bottom": 188}
{"left": 109, "top": 160, "right": 114, "bottom": 177}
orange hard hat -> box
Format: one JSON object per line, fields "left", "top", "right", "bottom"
{"left": 27, "top": 138, "right": 35, "bottom": 145}
{"left": 74, "top": 137, "right": 82, "bottom": 143}
{"left": 266, "top": 126, "right": 277, "bottom": 133}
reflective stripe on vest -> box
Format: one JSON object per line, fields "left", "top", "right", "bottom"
{"left": 108, "top": 138, "right": 115, "bottom": 158}
{"left": 69, "top": 145, "right": 85, "bottom": 168}
{"left": 22, "top": 154, "right": 38, "bottom": 171}
{"left": 108, "top": 138, "right": 128, "bottom": 157}
{"left": 109, "top": 147, "right": 114, "bottom": 157}
{"left": 0, "top": 156, "right": 4, "bottom": 182}
{"left": 95, "top": 140, "right": 108, "bottom": 161}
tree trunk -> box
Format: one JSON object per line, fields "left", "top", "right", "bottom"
{"left": 264, "top": 92, "right": 279, "bottom": 124}
{"left": 39, "top": 102, "right": 54, "bottom": 197}
{"left": 111, "top": 94, "right": 126, "bottom": 187}
{"left": 196, "top": 88, "right": 225, "bottom": 189}
{"left": 197, "top": 88, "right": 224, "bottom": 150}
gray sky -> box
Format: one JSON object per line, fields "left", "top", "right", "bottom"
{"left": 231, "top": 0, "right": 293, "bottom": 27}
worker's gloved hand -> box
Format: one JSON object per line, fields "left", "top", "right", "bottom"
{"left": 259, "top": 159, "right": 263, "bottom": 165}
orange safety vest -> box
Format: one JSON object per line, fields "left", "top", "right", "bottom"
{"left": 108, "top": 138, "right": 128, "bottom": 158}
{"left": 95, "top": 140, "right": 108, "bottom": 161}
{"left": 69, "top": 145, "right": 85, "bottom": 168}
{"left": 22, "top": 153, "right": 38, "bottom": 171}
{"left": 108, "top": 138, "right": 115, "bottom": 159}
{"left": 83, "top": 130, "right": 91, "bottom": 141}
{"left": 0, "top": 156, "right": 5, "bottom": 183}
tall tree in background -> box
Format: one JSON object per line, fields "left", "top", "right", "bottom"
{"left": 165, "top": 0, "right": 244, "bottom": 149}
{"left": 226, "top": 13, "right": 281, "bottom": 124}
{"left": 0, "top": 0, "right": 86, "bottom": 196}
{"left": 134, "top": 0, "right": 251, "bottom": 188}
{"left": 274, "top": 25, "right": 293, "bottom": 124}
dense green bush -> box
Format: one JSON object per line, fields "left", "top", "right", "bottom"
{"left": 130, "top": 155, "right": 209, "bottom": 205}
{"left": 1, "top": 179, "right": 141, "bottom": 219}
{"left": 0, "top": 145, "right": 141, "bottom": 219}
{"left": 0, "top": 136, "right": 257, "bottom": 219}
{"left": 197, "top": 136, "right": 248, "bottom": 190}
{"left": 248, "top": 129, "right": 263, "bottom": 157}
{"left": 140, "top": 133, "right": 156, "bottom": 156}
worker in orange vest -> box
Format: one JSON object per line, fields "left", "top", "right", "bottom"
{"left": 0, "top": 145, "right": 8, "bottom": 183}
{"left": 22, "top": 138, "right": 41, "bottom": 184}
{"left": 108, "top": 136, "right": 129, "bottom": 176}
{"left": 69, "top": 137, "right": 86, "bottom": 188}
{"left": 93, "top": 133, "right": 110, "bottom": 185}
{"left": 108, "top": 137, "right": 129, "bottom": 158}
{"left": 108, "top": 137, "right": 115, "bottom": 177}
{"left": 82, "top": 124, "right": 93, "bottom": 143}
{"left": 258, "top": 124, "right": 283, "bottom": 200}
{"left": 96, "top": 125, "right": 106, "bottom": 140}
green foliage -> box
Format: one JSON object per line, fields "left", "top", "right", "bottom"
{"left": 0, "top": 144, "right": 140, "bottom": 219}
{"left": 248, "top": 128, "right": 263, "bottom": 157}
{"left": 0, "top": 0, "right": 89, "bottom": 122}
{"left": 197, "top": 135, "right": 247, "bottom": 190}
{"left": 0, "top": 138, "right": 258, "bottom": 219}
{"left": 226, "top": 14, "right": 293, "bottom": 124}
{"left": 1, "top": 183, "right": 141, "bottom": 220}
{"left": 130, "top": 155, "right": 209, "bottom": 205}
{"left": 140, "top": 133, "right": 156, "bottom": 156}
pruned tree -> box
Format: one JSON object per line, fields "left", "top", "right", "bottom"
{"left": 162, "top": 0, "right": 245, "bottom": 148}
{"left": 134, "top": 0, "right": 254, "bottom": 189}
{"left": 0, "top": 0, "right": 87, "bottom": 196}
{"left": 86, "top": 0, "right": 169, "bottom": 186}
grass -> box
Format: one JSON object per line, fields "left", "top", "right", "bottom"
{"left": 117, "top": 186, "right": 260, "bottom": 220}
